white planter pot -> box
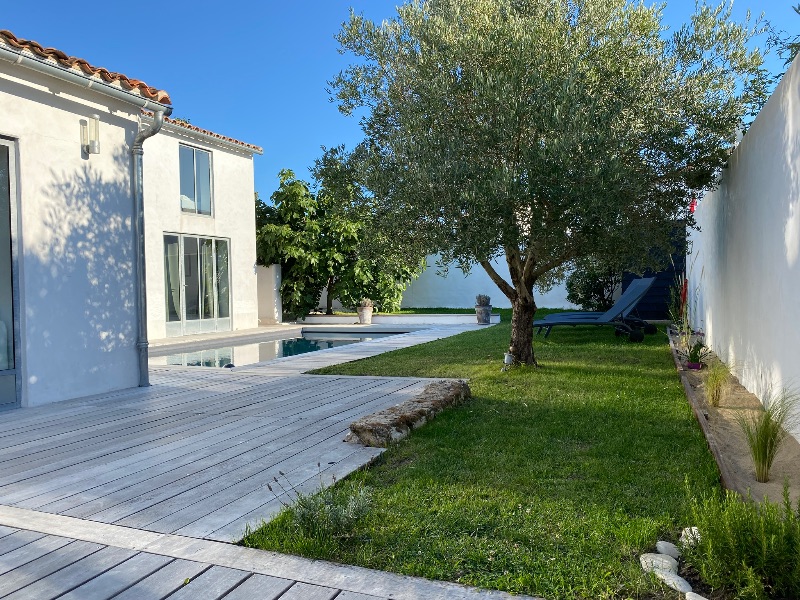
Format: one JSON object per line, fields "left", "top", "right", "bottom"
{"left": 475, "top": 305, "right": 492, "bottom": 324}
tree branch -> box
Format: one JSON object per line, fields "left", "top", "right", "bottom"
{"left": 480, "top": 260, "right": 516, "bottom": 300}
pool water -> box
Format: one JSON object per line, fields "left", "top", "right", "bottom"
{"left": 149, "top": 332, "right": 397, "bottom": 368}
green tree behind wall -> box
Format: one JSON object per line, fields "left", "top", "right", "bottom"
{"left": 256, "top": 155, "right": 423, "bottom": 319}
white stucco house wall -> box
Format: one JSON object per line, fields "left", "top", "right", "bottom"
{"left": 142, "top": 115, "right": 262, "bottom": 340}
{"left": 689, "top": 54, "right": 800, "bottom": 439}
{"left": 0, "top": 29, "right": 172, "bottom": 408}
{"left": 0, "top": 29, "right": 268, "bottom": 409}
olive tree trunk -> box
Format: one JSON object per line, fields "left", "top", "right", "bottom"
{"left": 509, "top": 296, "right": 538, "bottom": 366}
{"left": 480, "top": 254, "right": 540, "bottom": 366}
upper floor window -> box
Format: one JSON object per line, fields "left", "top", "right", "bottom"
{"left": 179, "top": 145, "right": 212, "bottom": 215}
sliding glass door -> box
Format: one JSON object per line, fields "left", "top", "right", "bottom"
{"left": 0, "top": 140, "right": 18, "bottom": 409}
{"left": 164, "top": 234, "right": 231, "bottom": 336}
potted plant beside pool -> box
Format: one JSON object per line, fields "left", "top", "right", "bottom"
{"left": 357, "top": 298, "right": 374, "bottom": 324}
{"left": 475, "top": 294, "right": 492, "bottom": 324}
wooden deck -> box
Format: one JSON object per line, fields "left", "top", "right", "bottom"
{"left": 0, "top": 369, "right": 436, "bottom": 542}
{"left": 0, "top": 506, "right": 537, "bottom": 600}
{"left": 0, "top": 326, "right": 479, "bottom": 543}
{"left": 0, "top": 325, "right": 538, "bottom": 599}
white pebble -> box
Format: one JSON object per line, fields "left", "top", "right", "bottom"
{"left": 656, "top": 540, "right": 681, "bottom": 559}
{"left": 652, "top": 568, "right": 692, "bottom": 593}
{"left": 640, "top": 553, "right": 678, "bottom": 574}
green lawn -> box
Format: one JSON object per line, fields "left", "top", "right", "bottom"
{"left": 242, "top": 313, "right": 719, "bottom": 599}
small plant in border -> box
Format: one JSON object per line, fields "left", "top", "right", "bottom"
{"left": 265, "top": 466, "right": 372, "bottom": 541}
{"left": 736, "top": 388, "right": 799, "bottom": 483}
{"left": 679, "top": 340, "right": 711, "bottom": 367}
{"left": 704, "top": 360, "right": 730, "bottom": 407}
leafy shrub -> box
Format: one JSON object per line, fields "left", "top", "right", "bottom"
{"left": 683, "top": 484, "right": 800, "bottom": 599}
{"left": 736, "top": 389, "right": 798, "bottom": 482}
{"left": 565, "top": 257, "right": 622, "bottom": 311}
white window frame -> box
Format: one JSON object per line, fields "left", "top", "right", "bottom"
{"left": 179, "top": 144, "right": 214, "bottom": 216}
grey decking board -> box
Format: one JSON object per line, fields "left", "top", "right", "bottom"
{"left": 108, "top": 421, "right": 366, "bottom": 529}
{"left": 219, "top": 573, "right": 293, "bottom": 600}
{"left": 146, "top": 434, "right": 367, "bottom": 536}
{"left": 101, "top": 378, "right": 412, "bottom": 526}
{"left": 337, "top": 592, "right": 388, "bottom": 600}
{"left": 0, "top": 505, "right": 538, "bottom": 600}
{"left": 207, "top": 446, "right": 384, "bottom": 542}
{"left": 34, "top": 418, "right": 288, "bottom": 516}
{"left": 0, "top": 526, "right": 19, "bottom": 541}
{"left": 0, "top": 413, "right": 238, "bottom": 484}
{"left": 2, "top": 545, "right": 136, "bottom": 600}
{"left": 0, "top": 409, "right": 205, "bottom": 464}
{"left": 278, "top": 581, "right": 340, "bottom": 600}
{"left": 0, "top": 530, "right": 45, "bottom": 555}
{"left": 64, "top": 378, "right": 417, "bottom": 524}
{"left": 58, "top": 552, "right": 173, "bottom": 600}
{"left": 179, "top": 439, "right": 383, "bottom": 540}
{"left": 0, "top": 539, "right": 103, "bottom": 597}
{"left": 61, "top": 410, "right": 362, "bottom": 521}
{"left": 111, "top": 558, "right": 210, "bottom": 600}
{"left": 164, "top": 565, "right": 252, "bottom": 600}
{"left": 0, "top": 534, "right": 72, "bottom": 576}
{"left": 5, "top": 416, "right": 282, "bottom": 507}
{"left": 0, "top": 374, "right": 267, "bottom": 437}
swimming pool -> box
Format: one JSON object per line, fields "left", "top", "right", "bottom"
{"left": 149, "top": 332, "right": 398, "bottom": 368}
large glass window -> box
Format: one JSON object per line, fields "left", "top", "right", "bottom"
{"left": 163, "top": 234, "right": 231, "bottom": 336}
{"left": 0, "top": 145, "right": 13, "bottom": 372}
{"left": 216, "top": 240, "right": 230, "bottom": 319}
{"left": 0, "top": 140, "right": 17, "bottom": 408}
{"left": 179, "top": 145, "right": 212, "bottom": 215}
{"left": 163, "top": 235, "right": 181, "bottom": 322}
{"left": 183, "top": 237, "right": 200, "bottom": 321}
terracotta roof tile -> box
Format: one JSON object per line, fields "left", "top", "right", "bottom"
{"left": 0, "top": 29, "right": 171, "bottom": 104}
{"left": 150, "top": 113, "right": 263, "bottom": 154}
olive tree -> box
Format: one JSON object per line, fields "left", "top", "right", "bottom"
{"left": 331, "top": 0, "right": 768, "bottom": 365}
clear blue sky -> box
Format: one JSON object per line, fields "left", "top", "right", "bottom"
{"left": 2, "top": 1, "right": 794, "bottom": 198}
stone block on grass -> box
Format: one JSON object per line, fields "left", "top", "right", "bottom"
{"left": 347, "top": 380, "right": 471, "bottom": 447}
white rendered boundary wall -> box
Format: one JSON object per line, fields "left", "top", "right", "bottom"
{"left": 689, "top": 55, "right": 800, "bottom": 439}
{"left": 401, "top": 255, "right": 575, "bottom": 309}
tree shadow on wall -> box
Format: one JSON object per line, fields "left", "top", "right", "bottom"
{"left": 27, "top": 146, "right": 137, "bottom": 368}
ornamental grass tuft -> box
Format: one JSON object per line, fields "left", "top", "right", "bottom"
{"left": 735, "top": 389, "right": 798, "bottom": 483}
{"left": 704, "top": 360, "right": 730, "bottom": 408}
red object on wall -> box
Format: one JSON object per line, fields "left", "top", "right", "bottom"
{"left": 689, "top": 198, "right": 697, "bottom": 213}
{"left": 680, "top": 278, "right": 688, "bottom": 307}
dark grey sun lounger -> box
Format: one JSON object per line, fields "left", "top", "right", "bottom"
{"left": 533, "top": 277, "right": 656, "bottom": 341}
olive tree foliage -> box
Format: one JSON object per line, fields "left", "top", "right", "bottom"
{"left": 331, "top": 0, "right": 768, "bottom": 365}
{"left": 256, "top": 153, "right": 423, "bottom": 320}
{"left": 768, "top": 4, "right": 800, "bottom": 73}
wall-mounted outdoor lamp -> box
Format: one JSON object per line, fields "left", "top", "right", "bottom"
{"left": 81, "top": 114, "right": 100, "bottom": 154}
